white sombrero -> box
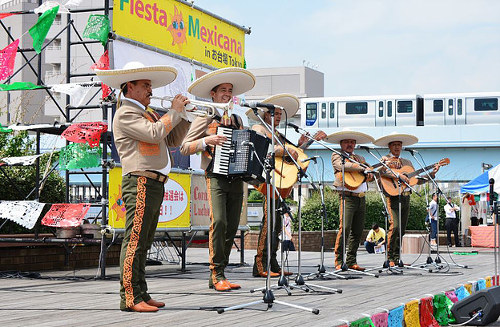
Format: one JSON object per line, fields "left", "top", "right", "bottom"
{"left": 373, "top": 132, "right": 418, "bottom": 147}
{"left": 188, "top": 67, "right": 256, "bottom": 98}
{"left": 246, "top": 93, "right": 300, "bottom": 121}
{"left": 94, "top": 61, "right": 177, "bottom": 89}
{"left": 324, "top": 129, "right": 374, "bottom": 144}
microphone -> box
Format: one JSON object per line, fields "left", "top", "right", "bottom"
{"left": 357, "top": 145, "right": 373, "bottom": 150}
{"left": 287, "top": 122, "right": 301, "bottom": 132}
{"left": 242, "top": 102, "right": 284, "bottom": 110}
{"left": 241, "top": 141, "right": 254, "bottom": 147}
{"left": 301, "top": 156, "right": 319, "bottom": 163}
{"left": 403, "top": 147, "right": 418, "bottom": 154}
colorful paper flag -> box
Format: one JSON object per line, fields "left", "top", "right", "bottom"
{"left": 0, "top": 39, "right": 19, "bottom": 81}
{"left": 61, "top": 122, "right": 107, "bottom": 147}
{"left": 50, "top": 83, "right": 92, "bottom": 107}
{"left": 41, "top": 203, "right": 91, "bottom": 227}
{"left": 34, "top": 1, "right": 67, "bottom": 14}
{"left": 0, "top": 82, "right": 43, "bottom": 91}
{"left": 350, "top": 317, "right": 375, "bottom": 327}
{"left": 59, "top": 143, "right": 102, "bottom": 170}
{"left": 29, "top": 5, "right": 59, "bottom": 53}
{"left": 0, "top": 200, "right": 46, "bottom": 229}
{"left": 433, "top": 294, "right": 456, "bottom": 325}
{"left": 0, "top": 124, "right": 12, "bottom": 133}
{"left": 371, "top": 312, "right": 388, "bottom": 327}
{"left": 0, "top": 13, "right": 16, "bottom": 20}
{"left": 419, "top": 297, "right": 439, "bottom": 327}
{"left": 83, "top": 14, "right": 110, "bottom": 46}
{"left": 90, "top": 50, "right": 112, "bottom": 98}
{"left": 388, "top": 306, "right": 404, "bottom": 327}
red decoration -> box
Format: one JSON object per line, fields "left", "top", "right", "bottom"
{"left": 41, "top": 203, "right": 91, "bottom": 227}
{"left": 61, "top": 122, "right": 108, "bottom": 147}
{"left": 0, "top": 39, "right": 19, "bottom": 81}
{"left": 0, "top": 13, "right": 16, "bottom": 20}
{"left": 419, "top": 296, "right": 440, "bottom": 327}
{"left": 91, "top": 50, "right": 111, "bottom": 98}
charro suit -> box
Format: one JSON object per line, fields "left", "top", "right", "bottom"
{"left": 180, "top": 113, "right": 244, "bottom": 287}
{"left": 331, "top": 151, "right": 369, "bottom": 267}
{"left": 114, "top": 99, "right": 189, "bottom": 310}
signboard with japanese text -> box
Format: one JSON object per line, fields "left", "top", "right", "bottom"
{"left": 113, "top": 0, "right": 246, "bottom": 69}
{"left": 108, "top": 167, "right": 190, "bottom": 229}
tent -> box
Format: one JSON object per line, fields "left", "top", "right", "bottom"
{"left": 460, "top": 164, "right": 500, "bottom": 194}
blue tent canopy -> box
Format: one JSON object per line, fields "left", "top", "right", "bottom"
{"left": 460, "top": 164, "right": 500, "bottom": 194}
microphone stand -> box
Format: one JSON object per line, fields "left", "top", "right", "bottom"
{"left": 289, "top": 126, "right": 378, "bottom": 278}
{"left": 219, "top": 107, "right": 319, "bottom": 314}
{"left": 409, "top": 151, "right": 467, "bottom": 270}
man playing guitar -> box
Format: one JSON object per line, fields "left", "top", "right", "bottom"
{"left": 247, "top": 93, "right": 326, "bottom": 277}
{"left": 327, "top": 130, "right": 375, "bottom": 271}
{"left": 373, "top": 133, "right": 440, "bottom": 267}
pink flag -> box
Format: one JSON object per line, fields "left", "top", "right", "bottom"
{"left": 41, "top": 203, "right": 91, "bottom": 227}
{"left": 91, "top": 50, "right": 111, "bottom": 98}
{"left": 0, "top": 39, "right": 19, "bottom": 81}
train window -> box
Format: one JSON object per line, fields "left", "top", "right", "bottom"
{"left": 388, "top": 101, "right": 393, "bottom": 117}
{"left": 433, "top": 100, "right": 443, "bottom": 112}
{"left": 378, "top": 101, "right": 383, "bottom": 117}
{"left": 305, "top": 103, "right": 317, "bottom": 126}
{"left": 346, "top": 102, "right": 368, "bottom": 114}
{"left": 397, "top": 101, "right": 413, "bottom": 113}
{"left": 474, "top": 98, "right": 498, "bottom": 111}
{"left": 448, "top": 99, "right": 454, "bottom": 115}
{"left": 457, "top": 99, "right": 463, "bottom": 115}
{"left": 329, "top": 103, "right": 335, "bottom": 118}
{"left": 321, "top": 103, "right": 326, "bottom": 119}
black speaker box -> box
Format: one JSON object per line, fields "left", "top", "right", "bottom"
{"left": 451, "top": 286, "right": 500, "bottom": 325}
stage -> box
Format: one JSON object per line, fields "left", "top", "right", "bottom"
{"left": 0, "top": 247, "right": 499, "bottom": 326}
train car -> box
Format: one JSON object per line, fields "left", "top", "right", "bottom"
{"left": 301, "top": 92, "right": 499, "bottom": 128}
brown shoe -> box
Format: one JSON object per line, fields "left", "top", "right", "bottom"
{"left": 389, "top": 261, "right": 395, "bottom": 267}
{"left": 277, "top": 270, "right": 293, "bottom": 276}
{"left": 211, "top": 280, "right": 231, "bottom": 291}
{"left": 126, "top": 301, "right": 159, "bottom": 312}
{"left": 348, "top": 264, "right": 366, "bottom": 271}
{"left": 258, "top": 271, "right": 280, "bottom": 278}
{"left": 146, "top": 299, "right": 165, "bottom": 308}
{"left": 226, "top": 280, "right": 241, "bottom": 289}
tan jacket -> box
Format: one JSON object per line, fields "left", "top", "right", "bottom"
{"left": 113, "top": 99, "right": 190, "bottom": 175}
{"left": 180, "top": 113, "right": 243, "bottom": 170}
{"left": 331, "top": 151, "right": 368, "bottom": 188}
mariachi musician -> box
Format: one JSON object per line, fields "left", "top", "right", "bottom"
{"left": 373, "top": 133, "right": 440, "bottom": 267}
{"left": 180, "top": 67, "right": 256, "bottom": 292}
{"left": 327, "top": 129, "right": 375, "bottom": 271}
{"left": 247, "top": 93, "right": 327, "bottom": 277}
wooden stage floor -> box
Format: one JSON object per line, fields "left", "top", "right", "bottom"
{"left": 1, "top": 246, "right": 500, "bottom": 326}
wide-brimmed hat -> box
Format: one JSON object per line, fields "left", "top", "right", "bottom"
{"left": 246, "top": 93, "right": 300, "bottom": 121}
{"left": 373, "top": 132, "right": 418, "bottom": 147}
{"left": 324, "top": 129, "right": 374, "bottom": 144}
{"left": 94, "top": 61, "right": 177, "bottom": 89}
{"left": 188, "top": 67, "right": 255, "bottom": 99}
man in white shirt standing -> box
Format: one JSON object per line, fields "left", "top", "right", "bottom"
{"left": 428, "top": 193, "right": 438, "bottom": 246}
{"left": 444, "top": 197, "right": 461, "bottom": 247}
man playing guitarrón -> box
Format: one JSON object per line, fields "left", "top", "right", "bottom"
{"left": 373, "top": 133, "right": 439, "bottom": 267}
{"left": 327, "top": 129, "right": 375, "bottom": 271}
{"left": 247, "top": 93, "right": 326, "bottom": 278}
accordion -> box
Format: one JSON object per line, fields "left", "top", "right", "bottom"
{"left": 211, "top": 127, "right": 270, "bottom": 183}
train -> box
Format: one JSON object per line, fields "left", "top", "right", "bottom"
{"left": 301, "top": 92, "right": 499, "bottom": 128}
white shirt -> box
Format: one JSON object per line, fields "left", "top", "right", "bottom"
{"left": 444, "top": 203, "right": 460, "bottom": 218}
{"left": 122, "top": 96, "right": 171, "bottom": 176}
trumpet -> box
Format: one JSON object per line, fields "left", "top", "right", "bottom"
{"left": 150, "top": 96, "right": 234, "bottom": 118}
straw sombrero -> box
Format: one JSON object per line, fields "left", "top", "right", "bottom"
{"left": 373, "top": 132, "right": 418, "bottom": 147}
{"left": 246, "top": 93, "right": 300, "bottom": 122}
{"left": 94, "top": 61, "right": 177, "bottom": 89}
{"left": 188, "top": 67, "right": 255, "bottom": 98}
{"left": 324, "top": 129, "right": 374, "bottom": 144}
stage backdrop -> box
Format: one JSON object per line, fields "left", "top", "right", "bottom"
{"left": 113, "top": 0, "right": 246, "bottom": 69}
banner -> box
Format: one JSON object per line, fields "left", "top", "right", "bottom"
{"left": 108, "top": 167, "right": 191, "bottom": 229}
{"left": 113, "top": 0, "right": 246, "bottom": 69}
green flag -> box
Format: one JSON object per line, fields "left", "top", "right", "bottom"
{"left": 0, "top": 82, "right": 43, "bottom": 91}
{"left": 83, "top": 15, "right": 110, "bottom": 47}
{"left": 29, "top": 5, "right": 59, "bottom": 54}
{"left": 0, "top": 125, "right": 12, "bottom": 133}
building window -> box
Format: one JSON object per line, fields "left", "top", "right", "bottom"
{"left": 305, "top": 103, "right": 317, "bottom": 124}
{"left": 346, "top": 102, "right": 367, "bottom": 115}
{"left": 474, "top": 98, "right": 498, "bottom": 111}
{"left": 448, "top": 99, "right": 454, "bottom": 115}
{"left": 457, "top": 99, "right": 463, "bottom": 115}
{"left": 378, "top": 101, "right": 383, "bottom": 117}
{"left": 433, "top": 100, "right": 443, "bottom": 112}
{"left": 321, "top": 102, "right": 326, "bottom": 119}
{"left": 387, "top": 101, "right": 392, "bottom": 117}
{"left": 397, "top": 101, "right": 413, "bottom": 113}
{"left": 329, "top": 102, "right": 335, "bottom": 118}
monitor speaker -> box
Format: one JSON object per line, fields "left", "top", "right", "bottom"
{"left": 451, "top": 286, "right": 500, "bottom": 325}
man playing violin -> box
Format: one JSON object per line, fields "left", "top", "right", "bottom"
{"left": 327, "top": 130, "right": 375, "bottom": 271}
{"left": 373, "top": 133, "right": 440, "bottom": 267}
{"left": 247, "top": 94, "right": 326, "bottom": 278}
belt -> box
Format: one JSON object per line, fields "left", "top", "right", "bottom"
{"left": 129, "top": 170, "right": 169, "bottom": 184}
{"left": 338, "top": 191, "right": 365, "bottom": 198}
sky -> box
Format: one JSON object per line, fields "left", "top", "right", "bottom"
{"left": 195, "top": 0, "right": 500, "bottom": 97}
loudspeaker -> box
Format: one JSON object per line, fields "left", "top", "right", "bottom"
{"left": 451, "top": 286, "right": 500, "bottom": 325}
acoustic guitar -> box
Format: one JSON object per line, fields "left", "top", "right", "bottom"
{"left": 256, "top": 131, "right": 321, "bottom": 198}
{"left": 335, "top": 162, "right": 383, "bottom": 190}
{"left": 380, "top": 158, "right": 450, "bottom": 196}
